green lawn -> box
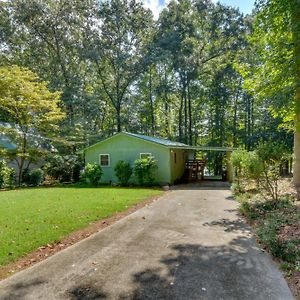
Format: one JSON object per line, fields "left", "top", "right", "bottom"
{"left": 0, "top": 186, "right": 163, "bottom": 266}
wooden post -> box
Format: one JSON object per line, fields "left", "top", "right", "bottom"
{"left": 226, "top": 151, "right": 234, "bottom": 183}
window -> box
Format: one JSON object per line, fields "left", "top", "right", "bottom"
{"left": 140, "top": 153, "right": 151, "bottom": 159}
{"left": 99, "top": 154, "right": 110, "bottom": 167}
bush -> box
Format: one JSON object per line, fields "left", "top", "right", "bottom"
{"left": 231, "top": 182, "right": 244, "bottom": 194}
{"left": 23, "top": 168, "right": 44, "bottom": 186}
{"left": 231, "top": 143, "right": 291, "bottom": 201}
{"left": 0, "top": 160, "right": 15, "bottom": 189}
{"left": 44, "top": 155, "right": 83, "bottom": 183}
{"left": 114, "top": 160, "right": 132, "bottom": 186}
{"left": 81, "top": 163, "right": 103, "bottom": 186}
{"left": 231, "top": 149, "right": 262, "bottom": 187}
{"left": 133, "top": 157, "right": 157, "bottom": 186}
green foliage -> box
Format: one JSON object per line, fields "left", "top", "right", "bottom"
{"left": 133, "top": 157, "right": 157, "bottom": 186}
{"left": 88, "top": 0, "right": 154, "bottom": 132}
{"left": 0, "top": 160, "right": 15, "bottom": 189}
{"left": 81, "top": 163, "right": 103, "bottom": 186}
{"left": 44, "top": 155, "right": 82, "bottom": 183}
{"left": 256, "top": 211, "right": 298, "bottom": 261}
{"left": 239, "top": 195, "right": 299, "bottom": 268}
{"left": 231, "top": 144, "right": 291, "bottom": 201}
{"left": 256, "top": 143, "right": 290, "bottom": 201}
{"left": 23, "top": 168, "right": 44, "bottom": 186}
{"left": 0, "top": 65, "right": 65, "bottom": 184}
{"left": 114, "top": 160, "right": 132, "bottom": 186}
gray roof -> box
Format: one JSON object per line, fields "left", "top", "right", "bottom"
{"left": 84, "top": 132, "right": 237, "bottom": 152}
{"left": 123, "top": 132, "right": 189, "bottom": 147}
{"left": 0, "top": 135, "right": 17, "bottom": 151}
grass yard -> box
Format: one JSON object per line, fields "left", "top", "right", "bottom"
{"left": 0, "top": 186, "right": 163, "bottom": 266}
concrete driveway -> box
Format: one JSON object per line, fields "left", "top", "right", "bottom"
{"left": 0, "top": 184, "right": 294, "bottom": 300}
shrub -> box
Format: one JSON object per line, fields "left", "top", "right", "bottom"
{"left": 255, "top": 143, "right": 289, "bottom": 201}
{"left": 114, "top": 160, "right": 132, "bottom": 186}
{"left": 231, "top": 149, "right": 249, "bottom": 185}
{"left": 44, "top": 155, "right": 83, "bottom": 182}
{"left": 0, "top": 160, "right": 15, "bottom": 189}
{"left": 133, "top": 157, "right": 157, "bottom": 186}
{"left": 23, "top": 168, "right": 44, "bottom": 186}
{"left": 231, "top": 182, "right": 244, "bottom": 194}
{"left": 231, "top": 143, "right": 291, "bottom": 201}
{"left": 81, "top": 163, "right": 103, "bottom": 186}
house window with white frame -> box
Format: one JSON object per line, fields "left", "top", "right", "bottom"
{"left": 140, "top": 153, "right": 152, "bottom": 159}
{"left": 99, "top": 154, "right": 110, "bottom": 167}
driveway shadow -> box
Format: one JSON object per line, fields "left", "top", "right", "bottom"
{"left": 65, "top": 235, "right": 261, "bottom": 300}
{"left": 171, "top": 182, "right": 231, "bottom": 191}
{"left": 1, "top": 278, "right": 45, "bottom": 300}
{"left": 118, "top": 236, "right": 267, "bottom": 300}
{"left": 203, "top": 218, "right": 251, "bottom": 233}
{"left": 68, "top": 284, "right": 107, "bottom": 300}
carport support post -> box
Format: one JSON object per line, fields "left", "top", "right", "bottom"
{"left": 226, "top": 151, "right": 234, "bottom": 183}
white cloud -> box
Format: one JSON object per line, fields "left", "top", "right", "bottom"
{"left": 143, "top": 0, "right": 170, "bottom": 20}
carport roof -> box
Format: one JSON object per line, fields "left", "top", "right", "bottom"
{"left": 171, "top": 145, "right": 238, "bottom": 152}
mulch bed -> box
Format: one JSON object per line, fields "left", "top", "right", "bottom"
{"left": 0, "top": 193, "right": 164, "bottom": 281}
{"left": 278, "top": 220, "right": 300, "bottom": 299}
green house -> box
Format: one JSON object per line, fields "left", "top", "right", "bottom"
{"left": 84, "top": 132, "right": 194, "bottom": 185}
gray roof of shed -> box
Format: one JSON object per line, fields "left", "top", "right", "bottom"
{"left": 0, "top": 135, "right": 17, "bottom": 151}
{"left": 123, "top": 132, "right": 189, "bottom": 147}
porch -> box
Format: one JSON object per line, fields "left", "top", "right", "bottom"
{"left": 174, "top": 146, "right": 237, "bottom": 183}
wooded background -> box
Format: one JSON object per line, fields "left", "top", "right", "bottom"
{"left": 0, "top": 0, "right": 295, "bottom": 154}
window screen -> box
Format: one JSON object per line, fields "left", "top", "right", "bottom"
{"left": 99, "top": 154, "right": 110, "bottom": 166}
{"left": 140, "top": 153, "right": 151, "bottom": 159}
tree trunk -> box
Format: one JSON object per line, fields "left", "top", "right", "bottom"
{"left": 291, "top": 1, "right": 300, "bottom": 198}
{"left": 18, "top": 132, "right": 27, "bottom": 185}
{"left": 149, "top": 66, "right": 155, "bottom": 135}
{"left": 179, "top": 90, "right": 184, "bottom": 142}
{"left": 187, "top": 81, "right": 192, "bottom": 145}
{"left": 116, "top": 104, "right": 121, "bottom": 132}
{"left": 184, "top": 82, "right": 188, "bottom": 144}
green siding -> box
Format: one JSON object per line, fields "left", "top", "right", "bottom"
{"left": 84, "top": 133, "right": 171, "bottom": 184}
{"left": 170, "top": 149, "right": 194, "bottom": 183}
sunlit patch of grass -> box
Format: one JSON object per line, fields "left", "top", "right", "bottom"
{"left": 0, "top": 186, "right": 163, "bottom": 266}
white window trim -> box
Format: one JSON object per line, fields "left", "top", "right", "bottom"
{"left": 140, "top": 153, "right": 152, "bottom": 159}
{"left": 99, "top": 154, "right": 110, "bottom": 167}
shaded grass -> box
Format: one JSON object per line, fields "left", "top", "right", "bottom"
{"left": 0, "top": 186, "right": 163, "bottom": 266}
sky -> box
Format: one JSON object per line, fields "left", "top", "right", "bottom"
{"left": 144, "top": 0, "right": 255, "bottom": 19}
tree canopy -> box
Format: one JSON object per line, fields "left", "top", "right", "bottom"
{"left": 0, "top": 0, "right": 298, "bottom": 190}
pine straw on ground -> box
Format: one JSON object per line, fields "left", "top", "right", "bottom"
{"left": 242, "top": 178, "right": 300, "bottom": 299}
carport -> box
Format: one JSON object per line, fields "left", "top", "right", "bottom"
{"left": 172, "top": 146, "right": 237, "bottom": 183}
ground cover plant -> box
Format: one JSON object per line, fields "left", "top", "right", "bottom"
{"left": 233, "top": 179, "right": 300, "bottom": 297}
{"left": 0, "top": 186, "right": 162, "bottom": 267}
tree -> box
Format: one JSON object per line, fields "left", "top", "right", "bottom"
{"left": 245, "top": 0, "right": 300, "bottom": 197}
{"left": 290, "top": 0, "right": 300, "bottom": 198}
{"left": 0, "top": 65, "right": 65, "bottom": 183}
{"left": 0, "top": 0, "right": 108, "bottom": 145}
{"left": 86, "top": 0, "right": 154, "bottom": 132}
{"left": 156, "top": 0, "right": 245, "bottom": 144}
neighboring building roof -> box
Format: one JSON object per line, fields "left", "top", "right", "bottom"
{"left": 123, "top": 132, "right": 189, "bottom": 147}
{"left": 0, "top": 135, "right": 17, "bottom": 151}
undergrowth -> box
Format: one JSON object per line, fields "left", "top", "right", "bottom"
{"left": 237, "top": 192, "right": 300, "bottom": 273}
